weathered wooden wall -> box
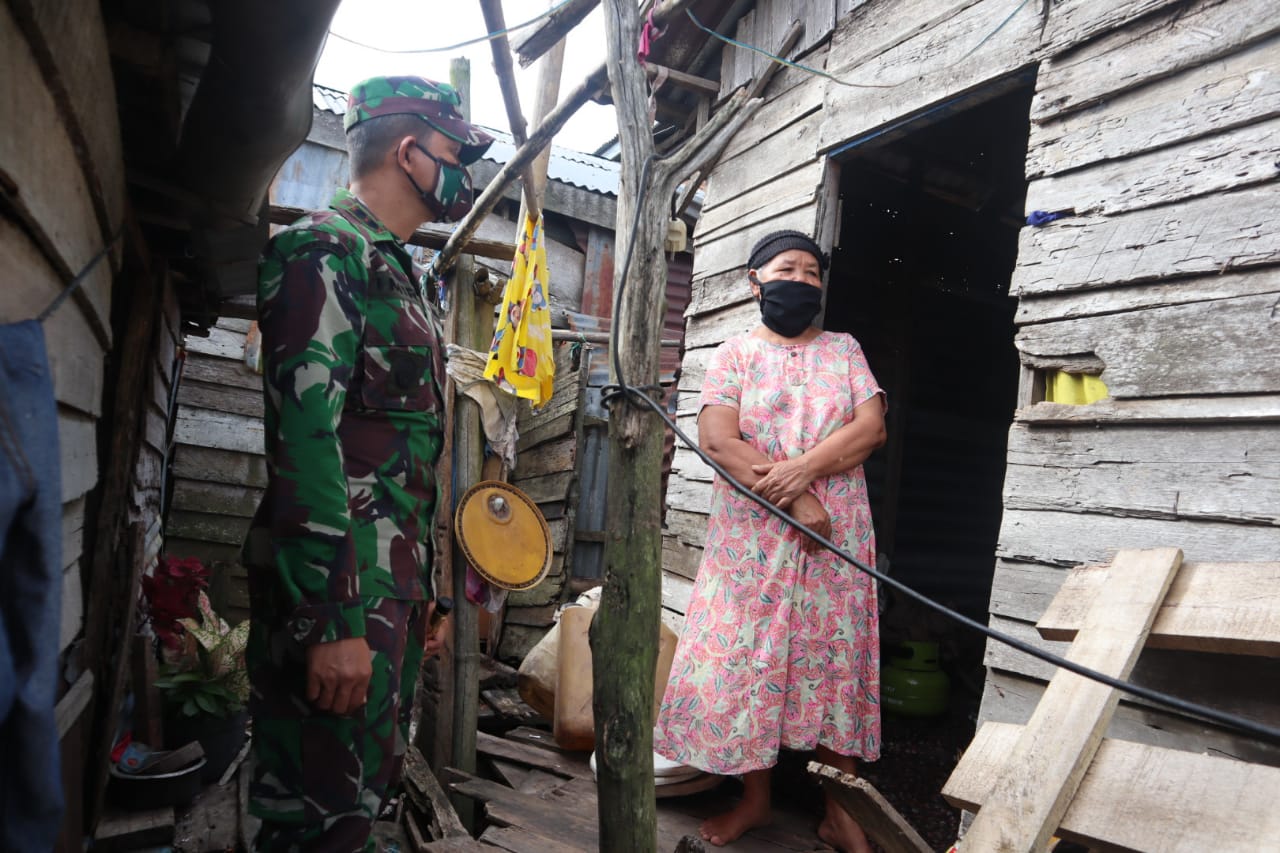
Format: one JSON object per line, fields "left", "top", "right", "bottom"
{"left": 167, "top": 319, "right": 264, "bottom": 625}
{"left": 2, "top": 0, "right": 185, "bottom": 843}
{"left": 666, "top": 0, "right": 1280, "bottom": 761}
{"left": 499, "top": 345, "right": 589, "bottom": 662}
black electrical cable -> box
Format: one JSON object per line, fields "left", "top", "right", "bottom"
{"left": 604, "top": 153, "right": 1280, "bottom": 747}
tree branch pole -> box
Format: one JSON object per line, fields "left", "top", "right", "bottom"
{"left": 478, "top": 0, "right": 542, "bottom": 222}
{"left": 434, "top": 65, "right": 608, "bottom": 275}
{"left": 591, "top": 0, "right": 760, "bottom": 847}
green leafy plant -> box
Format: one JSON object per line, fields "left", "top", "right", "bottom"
{"left": 154, "top": 590, "right": 250, "bottom": 719}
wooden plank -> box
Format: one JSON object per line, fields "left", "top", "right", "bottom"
{"left": 93, "top": 807, "right": 175, "bottom": 852}
{"left": 682, "top": 299, "right": 761, "bottom": 350}
{"left": 174, "top": 408, "right": 266, "bottom": 455}
{"left": 1023, "top": 116, "right": 1280, "bottom": 219}
{"left": 60, "top": 562, "right": 84, "bottom": 652}
{"left": 1027, "top": 35, "right": 1280, "bottom": 179}
{"left": 685, "top": 269, "right": 751, "bottom": 320}
{"left": 171, "top": 478, "right": 264, "bottom": 518}
{"left": 270, "top": 203, "right": 516, "bottom": 260}
{"left": 808, "top": 762, "right": 931, "bottom": 853}
{"left": 11, "top": 0, "right": 126, "bottom": 236}
{"left": 55, "top": 670, "right": 94, "bottom": 740}
{"left": 1037, "top": 561, "right": 1280, "bottom": 657}
{"left": 404, "top": 746, "right": 470, "bottom": 839}
{"left": 1015, "top": 291, "right": 1280, "bottom": 398}
{"left": 817, "top": 0, "right": 1046, "bottom": 152}
{"left": 661, "top": 537, "right": 703, "bottom": 581}
{"left": 998, "top": 508, "right": 1280, "bottom": 566}
{"left": 661, "top": 572, "right": 695, "bottom": 616}
{"left": 698, "top": 137, "right": 824, "bottom": 234}
{"left": 1003, "top": 421, "right": 1280, "bottom": 526}
{"left": 182, "top": 353, "right": 262, "bottom": 391}
{"left": 59, "top": 409, "right": 98, "bottom": 502}
{"left": 695, "top": 163, "right": 825, "bottom": 247}
{"left": 977, "top": 668, "right": 1280, "bottom": 768}
{"left": 178, "top": 379, "right": 265, "bottom": 419}
{"left": 944, "top": 721, "right": 1280, "bottom": 852}
{"left": 507, "top": 470, "right": 574, "bottom": 505}
{"left": 961, "top": 547, "right": 1182, "bottom": 852}
{"left": 512, "top": 436, "right": 575, "bottom": 480}
{"left": 167, "top": 510, "right": 253, "bottom": 546}
{"left": 0, "top": 220, "right": 107, "bottom": 417}
{"left": 982, "top": 614, "right": 1280, "bottom": 726}
{"left": 691, "top": 206, "right": 817, "bottom": 281}
{"left": 480, "top": 824, "right": 580, "bottom": 853}
{"left": 1033, "top": 0, "right": 1280, "bottom": 122}
{"left": 476, "top": 731, "right": 592, "bottom": 780}
{"left": 1038, "top": 0, "right": 1187, "bottom": 53}
{"left": 1011, "top": 185, "right": 1280, "bottom": 298}
{"left": 185, "top": 325, "right": 246, "bottom": 361}
{"left": 1014, "top": 267, "right": 1280, "bottom": 325}
{"left": 1016, "top": 394, "right": 1280, "bottom": 425}
{"left": 664, "top": 509, "right": 710, "bottom": 550}
{"left": 0, "top": 2, "right": 113, "bottom": 342}
{"left": 448, "top": 774, "right": 599, "bottom": 839}
{"left": 172, "top": 445, "right": 268, "bottom": 488}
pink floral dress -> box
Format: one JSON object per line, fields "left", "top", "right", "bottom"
{"left": 654, "top": 331, "right": 883, "bottom": 775}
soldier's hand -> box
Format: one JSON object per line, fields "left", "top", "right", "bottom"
{"left": 306, "top": 637, "right": 373, "bottom": 715}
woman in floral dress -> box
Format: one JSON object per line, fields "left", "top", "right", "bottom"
{"left": 654, "top": 231, "right": 886, "bottom": 852}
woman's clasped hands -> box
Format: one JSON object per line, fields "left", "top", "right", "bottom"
{"left": 752, "top": 457, "right": 830, "bottom": 554}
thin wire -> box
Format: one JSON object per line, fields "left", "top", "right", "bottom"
{"left": 327, "top": 0, "right": 576, "bottom": 55}
{"left": 38, "top": 231, "right": 123, "bottom": 323}
{"left": 605, "top": 155, "right": 1280, "bottom": 748}
{"left": 684, "top": 9, "right": 896, "bottom": 90}
{"left": 687, "top": 0, "right": 1037, "bottom": 90}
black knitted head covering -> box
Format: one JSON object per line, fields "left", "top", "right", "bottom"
{"left": 747, "top": 230, "right": 828, "bottom": 272}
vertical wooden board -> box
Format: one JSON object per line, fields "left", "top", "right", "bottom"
{"left": 58, "top": 409, "right": 98, "bottom": 502}
{"left": 60, "top": 562, "right": 84, "bottom": 652}
{"left": 0, "top": 3, "right": 112, "bottom": 337}
{"left": 1027, "top": 35, "right": 1280, "bottom": 178}
{"left": 13, "top": 0, "right": 126, "bottom": 234}
{"left": 818, "top": 0, "right": 1044, "bottom": 150}
{"left": 1010, "top": 185, "right": 1280, "bottom": 297}
{"left": 0, "top": 219, "right": 107, "bottom": 417}
{"left": 1032, "top": 0, "right": 1280, "bottom": 122}
{"left": 962, "top": 548, "right": 1182, "bottom": 853}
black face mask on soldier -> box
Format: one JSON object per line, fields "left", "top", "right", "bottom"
{"left": 404, "top": 142, "right": 475, "bottom": 222}
{"left": 750, "top": 273, "right": 823, "bottom": 338}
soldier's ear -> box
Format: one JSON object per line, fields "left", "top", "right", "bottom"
{"left": 395, "top": 136, "right": 416, "bottom": 168}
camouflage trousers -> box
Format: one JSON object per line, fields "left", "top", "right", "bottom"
{"left": 247, "top": 593, "right": 427, "bottom": 853}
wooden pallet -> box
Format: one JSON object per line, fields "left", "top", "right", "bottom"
{"left": 941, "top": 549, "right": 1280, "bottom": 852}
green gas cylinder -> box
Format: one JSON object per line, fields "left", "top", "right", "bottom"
{"left": 882, "top": 640, "right": 950, "bottom": 717}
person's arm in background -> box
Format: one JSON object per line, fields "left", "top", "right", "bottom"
{"left": 259, "top": 236, "right": 371, "bottom": 715}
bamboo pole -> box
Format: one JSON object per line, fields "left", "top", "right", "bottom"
{"left": 478, "top": 0, "right": 542, "bottom": 222}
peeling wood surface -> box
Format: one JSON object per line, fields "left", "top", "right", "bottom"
{"left": 1014, "top": 291, "right": 1280, "bottom": 397}
{"left": 1024, "top": 117, "right": 1280, "bottom": 218}
{"left": 175, "top": 409, "right": 265, "bottom": 456}
{"left": 1010, "top": 185, "right": 1280, "bottom": 297}
{"left": 1027, "top": 35, "right": 1280, "bottom": 178}
{"left": 1033, "top": 0, "right": 1280, "bottom": 122}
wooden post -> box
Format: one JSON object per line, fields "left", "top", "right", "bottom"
{"left": 445, "top": 56, "right": 484, "bottom": 832}
{"left": 592, "top": 2, "right": 762, "bottom": 849}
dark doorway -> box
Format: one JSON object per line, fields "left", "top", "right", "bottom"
{"left": 825, "top": 84, "right": 1033, "bottom": 640}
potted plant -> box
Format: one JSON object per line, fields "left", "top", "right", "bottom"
{"left": 144, "top": 558, "right": 251, "bottom": 783}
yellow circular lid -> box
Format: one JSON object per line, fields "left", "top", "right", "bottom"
{"left": 454, "top": 480, "right": 552, "bottom": 591}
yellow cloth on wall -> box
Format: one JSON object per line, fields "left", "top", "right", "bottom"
{"left": 484, "top": 214, "right": 555, "bottom": 407}
{"left": 1044, "top": 371, "right": 1108, "bottom": 404}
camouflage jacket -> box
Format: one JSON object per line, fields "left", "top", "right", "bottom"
{"left": 245, "top": 189, "right": 445, "bottom": 647}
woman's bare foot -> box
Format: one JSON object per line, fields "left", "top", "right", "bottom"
{"left": 699, "top": 799, "right": 772, "bottom": 847}
{"left": 816, "top": 803, "right": 872, "bottom": 853}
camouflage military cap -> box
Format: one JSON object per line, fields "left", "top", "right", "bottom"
{"left": 345, "top": 75, "right": 495, "bottom": 165}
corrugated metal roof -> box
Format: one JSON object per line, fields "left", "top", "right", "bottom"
{"left": 312, "top": 84, "right": 618, "bottom": 197}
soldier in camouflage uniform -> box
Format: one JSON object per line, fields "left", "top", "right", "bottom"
{"left": 242, "top": 76, "right": 493, "bottom": 852}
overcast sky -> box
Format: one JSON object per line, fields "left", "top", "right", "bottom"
{"left": 315, "top": 0, "right": 619, "bottom": 154}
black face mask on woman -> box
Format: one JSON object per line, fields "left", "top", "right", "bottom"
{"left": 750, "top": 273, "right": 823, "bottom": 338}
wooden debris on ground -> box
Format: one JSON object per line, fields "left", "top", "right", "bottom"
{"left": 808, "top": 762, "right": 931, "bottom": 853}
{"left": 93, "top": 806, "right": 175, "bottom": 852}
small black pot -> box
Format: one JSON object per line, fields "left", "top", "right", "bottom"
{"left": 165, "top": 709, "right": 249, "bottom": 783}
{"left": 108, "top": 758, "right": 206, "bottom": 810}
